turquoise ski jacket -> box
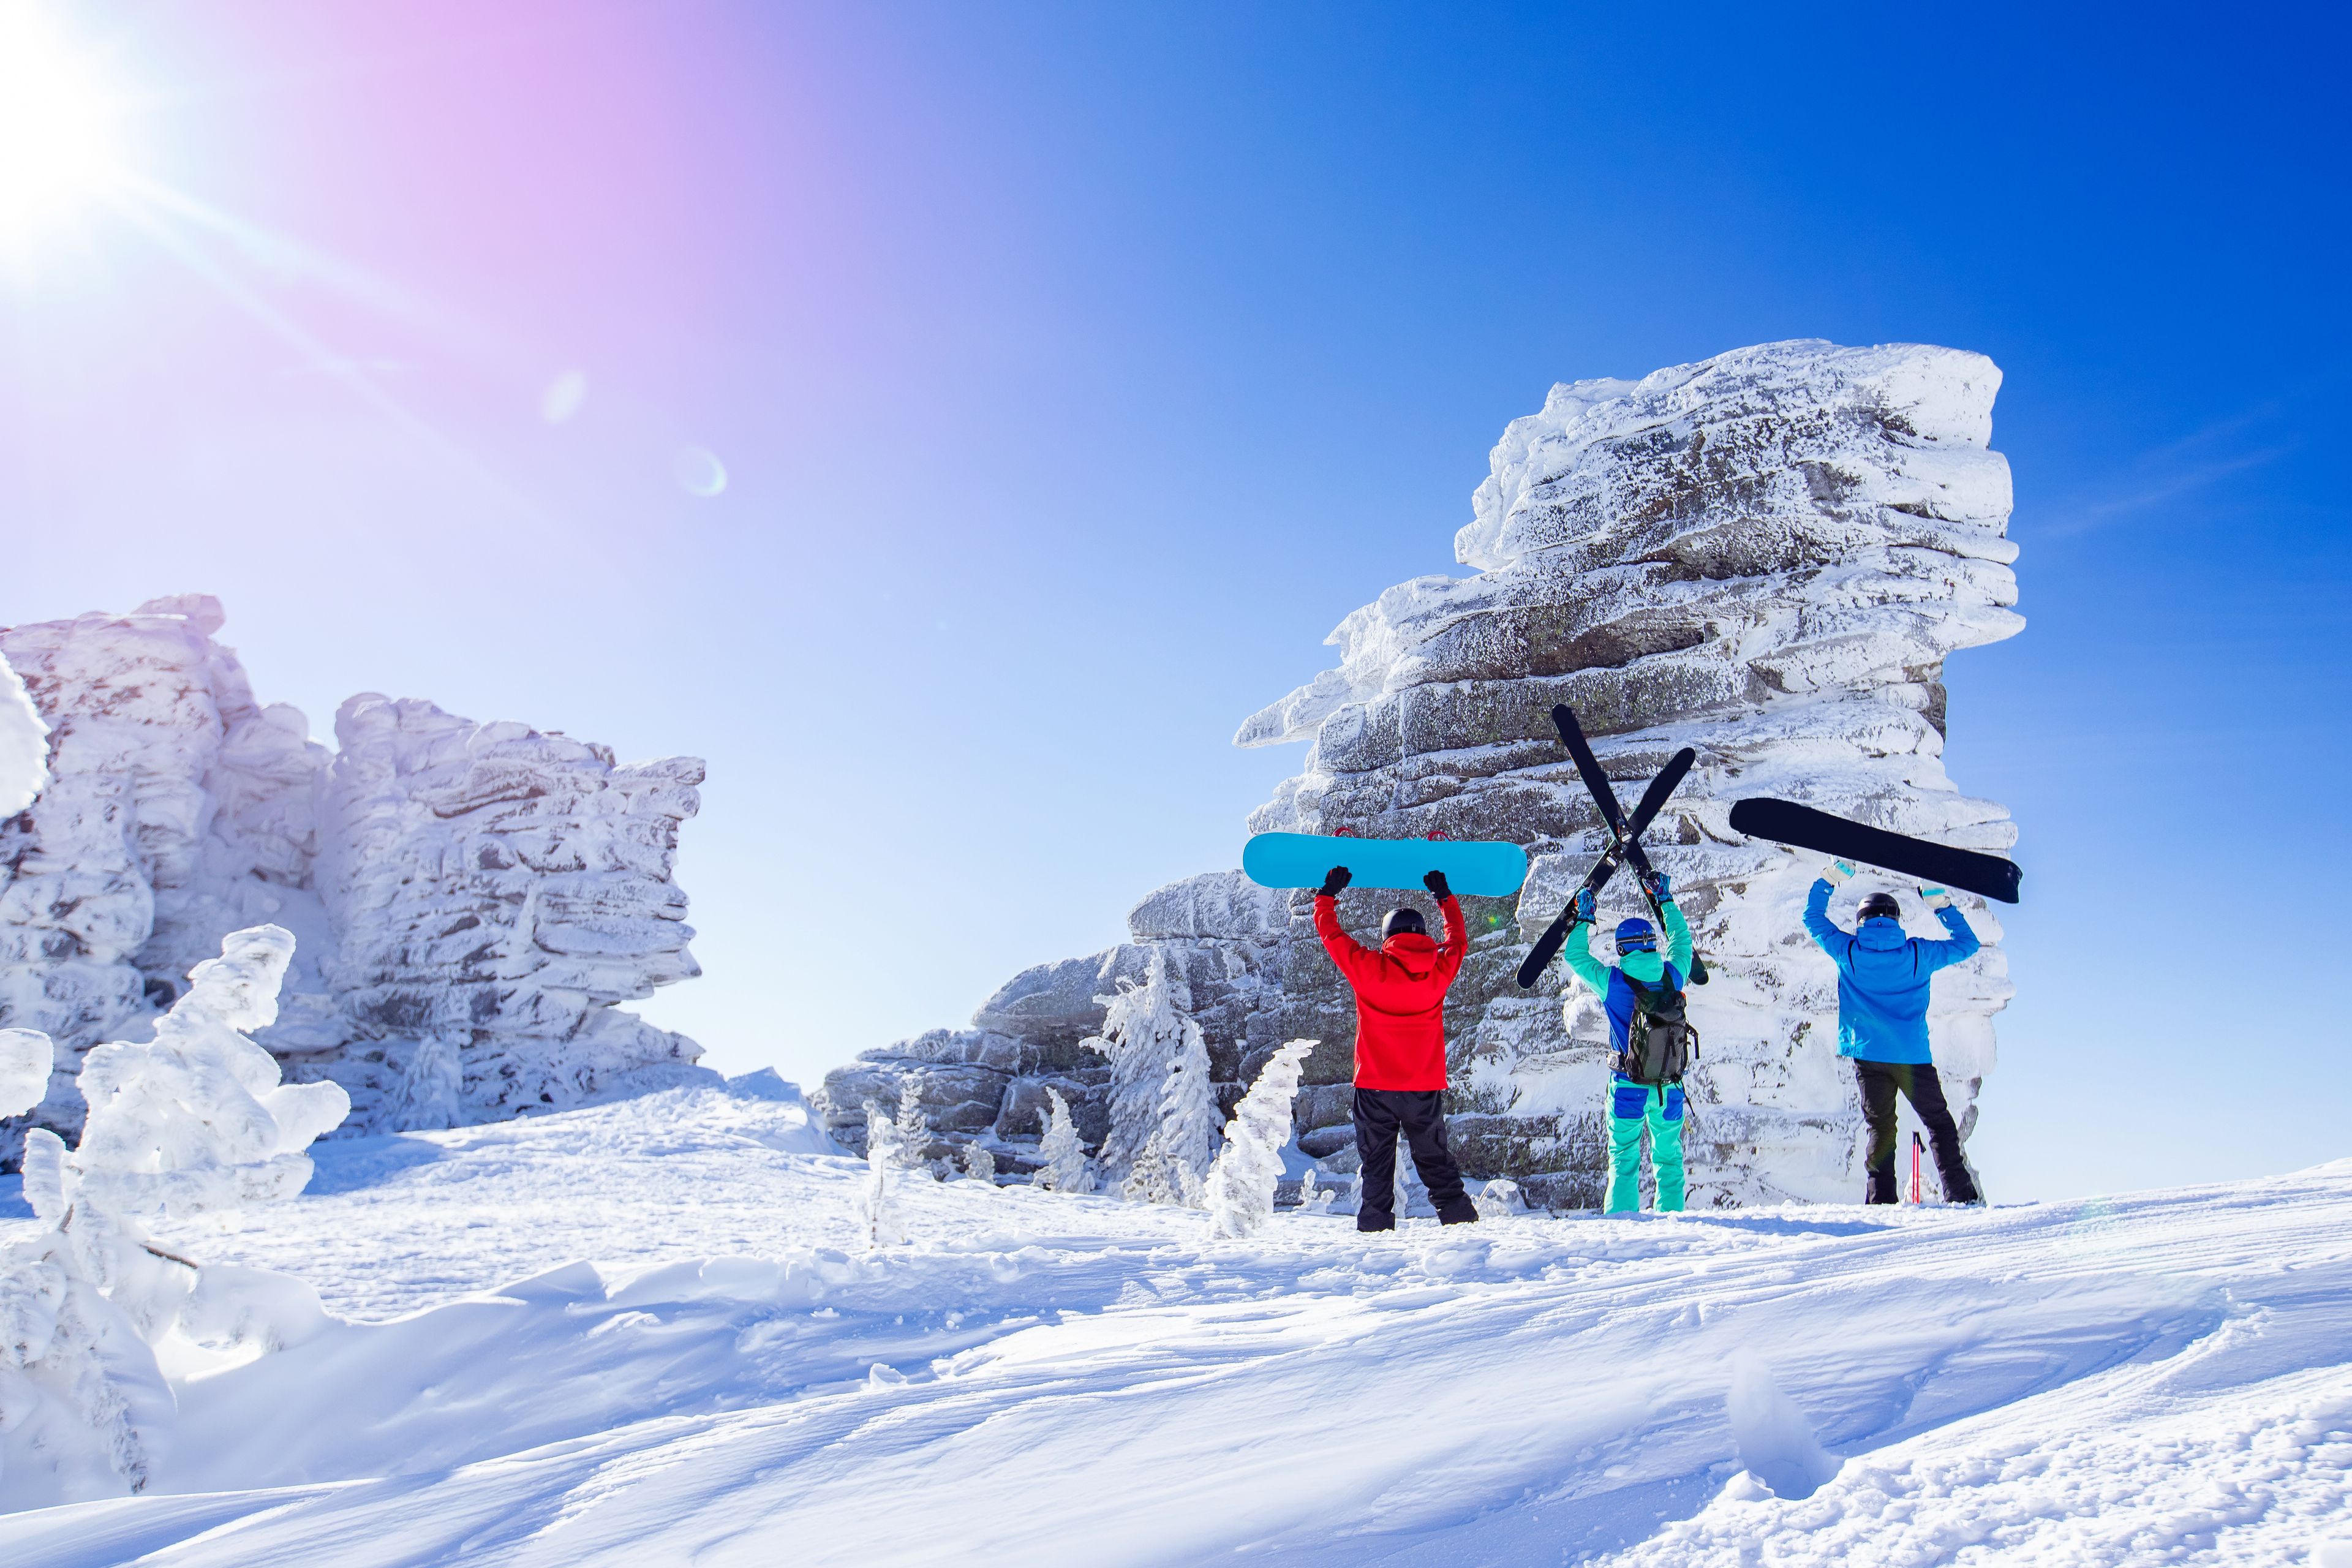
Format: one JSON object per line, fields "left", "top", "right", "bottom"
{"left": 1562, "top": 899, "right": 1693, "bottom": 1053}
{"left": 1802, "top": 878, "right": 1979, "bottom": 1065}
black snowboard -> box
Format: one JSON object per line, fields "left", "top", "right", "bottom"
{"left": 1514, "top": 734, "right": 1696, "bottom": 989}
{"left": 1727, "top": 797, "right": 2022, "bottom": 904}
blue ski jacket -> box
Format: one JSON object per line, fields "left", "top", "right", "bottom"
{"left": 1562, "top": 900, "right": 1694, "bottom": 1054}
{"left": 1803, "top": 879, "right": 1980, "bottom": 1065}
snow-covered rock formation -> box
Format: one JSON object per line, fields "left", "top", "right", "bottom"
{"left": 820, "top": 340, "right": 2021, "bottom": 1208}
{"left": 316, "top": 694, "right": 707, "bottom": 1129}
{"left": 0, "top": 598, "right": 710, "bottom": 1163}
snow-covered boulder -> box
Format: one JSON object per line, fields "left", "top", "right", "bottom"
{"left": 823, "top": 340, "right": 2021, "bottom": 1208}
{"left": 0, "top": 598, "right": 714, "bottom": 1163}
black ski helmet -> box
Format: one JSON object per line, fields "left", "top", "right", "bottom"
{"left": 1381, "top": 907, "right": 1427, "bottom": 940}
{"left": 1858, "top": 892, "right": 1902, "bottom": 922}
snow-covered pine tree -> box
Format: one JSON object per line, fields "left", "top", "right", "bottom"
{"left": 379, "top": 1033, "right": 462, "bottom": 1133}
{"left": 960, "top": 1142, "right": 997, "bottom": 1185}
{"left": 1030, "top": 1088, "right": 1093, "bottom": 1194}
{"left": 1120, "top": 1014, "right": 1221, "bottom": 1207}
{"left": 893, "top": 1077, "right": 934, "bottom": 1177}
{"left": 1204, "top": 1038, "right": 1316, "bottom": 1239}
{"left": 1, "top": 925, "right": 349, "bottom": 1504}
{"left": 1082, "top": 948, "right": 1194, "bottom": 1186}
{"left": 860, "top": 1099, "right": 908, "bottom": 1246}
{"left": 1393, "top": 1133, "right": 1428, "bottom": 1219}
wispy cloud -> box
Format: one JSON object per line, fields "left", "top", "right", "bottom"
{"left": 2032, "top": 369, "right": 2346, "bottom": 540}
{"left": 2040, "top": 443, "right": 2293, "bottom": 538}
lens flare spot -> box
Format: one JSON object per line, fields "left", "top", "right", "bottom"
{"left": 674, "top": 445, "right": 726, "bottom": 498}
{"left": 540, "top": 371, "right": 588, "bottom": 424}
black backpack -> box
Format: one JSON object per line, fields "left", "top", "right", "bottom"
{"left": 1615, "top": 971, "right": 1697, "bottom": 1086}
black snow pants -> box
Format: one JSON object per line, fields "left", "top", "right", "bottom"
{"left": 1855, "top": 1061, "right": 1979, "bottom": 1204}
{"left": 1354, "top": 1088, "right": 1478, "bottom": 1231}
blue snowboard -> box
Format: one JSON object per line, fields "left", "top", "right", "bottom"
{"left": 1243, "top": 832, "right": 1528, "bottom": 898}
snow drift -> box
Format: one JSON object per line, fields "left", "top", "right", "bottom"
{"left": 1, "top": 1090, "right": 2344, "bottom": 1564}
{"left": 0, "top": 597, "right": 710, "bottom": 1164}
{"left": 822, "top": 340, "right": 2022, "bottom": 1208}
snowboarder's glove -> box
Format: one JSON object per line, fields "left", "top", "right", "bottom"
{"left": 1639, "top": 869, "right": 1672, "bottom": 902}
{"left": 1822, "top": 859, "right": 1856, "bottom": 884}
{"left": 1571, "top": 888, "right": 1596, "bottom": 925}
{"left": 1918, "top": 885, "right": 1953, "bottom": 910}
{"left": 1423, "top": 869, "right": 1452, "bottom": 899}
{"left": 1319, "top": 866, "right": 1352, "bottom": 897}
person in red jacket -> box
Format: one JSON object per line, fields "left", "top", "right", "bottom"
{"left": 1314, "top": 863, "right": 1479, "bottom": 1232}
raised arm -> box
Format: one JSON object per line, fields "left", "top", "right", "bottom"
{"left": 1661, "top": 897, "right": 1693, "bottom": 973}
{"left": 1431, "top": 870, "right": 1470, "bottom": 987}
{"left": 1803, "top": 875, "right": 1851, "bottom": 962}
{"left": 1559, "top": 891, "right": 1613, "bottom": 998}
{"left": 1643, "top": 872, "right": 1694, "bottom": 972}
{"left": 1911, "top": 888, "right": 1981, "bottom": 974}
{"left": 1313, "top": 865, "right": 1370, "bottom": 979}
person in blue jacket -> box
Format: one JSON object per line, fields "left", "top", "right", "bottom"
{"left": 1559, "top": 870, "right": 1693, "bottom": 1214}
{"left": 1804, "top": 861, "right": 1983, "bottom": 1205}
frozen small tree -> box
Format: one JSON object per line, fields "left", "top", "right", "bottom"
{"left": 860, "top": 1099, "right": 908, "bottom": 1248}
{"left": 960, "top": 1143, "right": 998, "bottom": 1185}
{"left": 1121, "top": 1016, "right": 1221, "bottom": 1207}
{"left": 2, "top": 925, "right": 349, "bottom": 1504}
{"left": 1204, "top": 1039, "right": 1316, "bottom": 1239}
{"left": 1393, "top": 1133, "right": 1430, "bottom": 1219}
{"left": 1030, "top": 1088, "right": 1093, "bottom": 1194}
{"left": 894, "top": 1077, "right": 934, "bottom": 1177}
{"left": 379, "top": 1033, "right": 462, "bottom": 1133}
{"left": 1082, "top": 949, "right": 1195, "bottom": 1187}
{"left": 0, "top": 1027, "right": 53, "bottom": 1117}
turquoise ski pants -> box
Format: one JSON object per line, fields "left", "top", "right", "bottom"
{"left": 1606, "top": 1076, "right": 1686, "bottom": 1213}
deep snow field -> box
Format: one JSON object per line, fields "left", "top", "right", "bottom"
{"left": 4, "top": 1084, "right": 2350, "bottom": 1567}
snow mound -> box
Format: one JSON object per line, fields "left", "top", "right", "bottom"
{"left": 0, "top": 1092, "right": 2345, "bottom": 1564}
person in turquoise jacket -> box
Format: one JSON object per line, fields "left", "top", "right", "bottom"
{"left": 1803, "top": 862, "right": 1983, "bottom": 1205}
{"left": 1560, "top": 870, "right": 1692, "bottom": 1214}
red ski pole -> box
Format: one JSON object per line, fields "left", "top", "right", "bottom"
{"left": 1908, "top": 1131, "right": 1924, "bottom": 1205}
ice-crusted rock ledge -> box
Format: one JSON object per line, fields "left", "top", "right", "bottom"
{"left": 820, "top": 340, "right": 2021, "bottom": 1207}
{"left": 0, "top": 597, "right": 713, "bottom": 1163}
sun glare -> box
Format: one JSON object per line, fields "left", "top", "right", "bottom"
{"left": 0, "top": 3, "right": 130, "bottom": 249}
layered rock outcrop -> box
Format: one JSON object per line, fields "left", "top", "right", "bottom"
{"left": 0, "top": 597, "right": 710, "bottom": 1163}
{"left": 820, "top": 340, "right": 2022, "bottom": 1206}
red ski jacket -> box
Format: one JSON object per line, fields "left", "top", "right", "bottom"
{"left": 1313, "top": 892, "right": 1468, "bottom": 1091}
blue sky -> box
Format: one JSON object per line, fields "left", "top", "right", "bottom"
{"left": 4, "top": 2, "right": 2345, "bottom": 1199}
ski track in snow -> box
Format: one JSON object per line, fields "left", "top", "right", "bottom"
{"left": 3, "top": 1087, "right": 2348, "bottom": 1566}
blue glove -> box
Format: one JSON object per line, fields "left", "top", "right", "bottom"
{"left": 1639, "top": 869, "right": 1672, "bottom": 901}
{"left": 1571, "top": 888, "right": 1596, "bottom": 924}
{"left": 1822, "top": 859, "right": 1856, "bottom": 884}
